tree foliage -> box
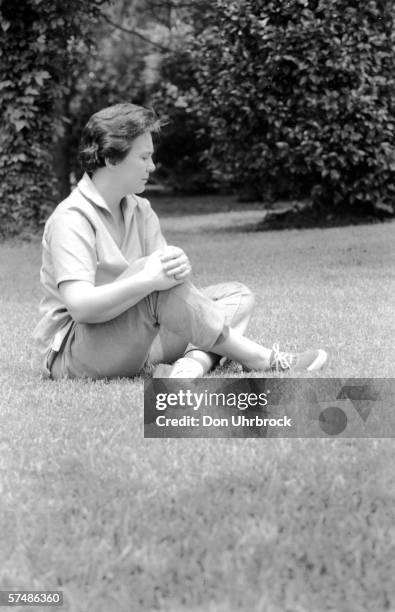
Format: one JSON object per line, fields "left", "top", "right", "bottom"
{"left": 67, "top": 0, "right": 213, "bottom": 193}
{"left": 187, "top": 0, "right": 395, "bottom": 215}
{"left": 3, "top": 0, "right": 395, "bottom": 236}
{"left": 50, "top": 0, "right": 211, "bottom": 191}
{"left": 150, "top": 42, "right": 214, "bottom": 192}
{"left": 0, "top": 0, "right": 107, "bottom": 237}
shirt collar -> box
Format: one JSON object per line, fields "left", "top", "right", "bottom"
{"left": 77, "top": 173, "right": 138, "bottom": 215}
{"left": 77, "top": 173, "right": 112, "bottom": 211}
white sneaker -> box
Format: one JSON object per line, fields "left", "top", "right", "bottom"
{"left": 269, "top": 343, "right": 328, "bottom": 372}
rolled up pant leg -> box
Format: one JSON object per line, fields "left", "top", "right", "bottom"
{"left": 203, "top": 281, "right": 255, "bottom": 335}
{"left": 50, "top": 281, "right": 228, "bottom": 380}
{"left": 147, "top": 281, "right": 255, "bottom": 365}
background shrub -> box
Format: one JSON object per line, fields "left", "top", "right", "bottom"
{"left": 150, "top": 46, "right": 214, "bottom": 193}
{"left": 2, "top": 0, "right": 395, "bottom": 238}
{"left": 0, "top": 0, "right": 106, "bottom": 237}
{"left": 187, "top": 0, "right": 395, "bottom": 214}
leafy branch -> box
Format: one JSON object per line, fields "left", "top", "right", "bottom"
{"left": 101, "top": 14, "right": 172, "bottom": 52}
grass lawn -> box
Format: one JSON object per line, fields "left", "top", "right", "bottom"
{"left": 0, "top": 203, "right": 394, "bottom": 612}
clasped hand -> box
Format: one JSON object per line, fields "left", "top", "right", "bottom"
{"left": 144, "top": 246, "right": 192, "bottom": 290}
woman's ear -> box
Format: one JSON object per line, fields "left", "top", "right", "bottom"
{"left": 104, "top": 156, "right": 121, "bottom": 170}
{"left": 104, "top": 157, "right": 114, "bottom": 169}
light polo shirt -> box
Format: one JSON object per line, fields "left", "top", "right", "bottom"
{"left": 32, "top": 173, "right": 167, "bottom": 355}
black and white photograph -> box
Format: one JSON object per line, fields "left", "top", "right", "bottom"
{"left": 1, "top": 0, "right": 394, "bottom": 610}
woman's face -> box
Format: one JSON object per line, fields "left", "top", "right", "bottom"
{"left": 111, "top": 131, "right": 156, "bottom": 194}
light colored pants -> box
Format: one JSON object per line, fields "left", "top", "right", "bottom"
{"left": 50, "top": 281, "right": 254, "bottom": 380}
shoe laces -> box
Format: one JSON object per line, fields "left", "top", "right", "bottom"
{"left": 270, "top": 343, "right": 295, "bottom": 371}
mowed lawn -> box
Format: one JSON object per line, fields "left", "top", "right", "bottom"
{"left": 0, "top": 208, "right": 395, "bottom": 612}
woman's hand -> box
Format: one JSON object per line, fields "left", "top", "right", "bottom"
{"left": 159, "top": 246, "right": 192, "bottom": 281}
{"left": 143, "top": 250, "right": 184, "bottom": 291}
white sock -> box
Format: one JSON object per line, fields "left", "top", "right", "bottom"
{"left": 169, "top": 357, "right": 204, "bottom": 378}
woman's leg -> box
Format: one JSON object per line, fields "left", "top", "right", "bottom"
{"left": 51, "top": 279, "right": 326, "bottom": 380}
{"left": 147, "top": 281, "right": 254, "bottom": 374}
{"left": 180, "top": 281, "right": 255, "bottom": 373}
{"left": 51, "top": 305, "right": 160, "bottom": 379}
{"left": 50, "top": 280, "right": 229, "bottom": 379}
{"left": 150, "top": 281, "right": 326, "bottom": 376}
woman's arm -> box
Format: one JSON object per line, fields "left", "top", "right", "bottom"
{"left": 59, "top": 250, "right": 184, "bottom": 324}
{"left": 115, "top": 247, "right": 191, "bottom": 281}
{"left": 115, "top": 256, "right": 148, "bottom": 280}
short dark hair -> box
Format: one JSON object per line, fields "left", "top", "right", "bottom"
{"left": 78, "top": 103, "right": 161, "bottom": 174}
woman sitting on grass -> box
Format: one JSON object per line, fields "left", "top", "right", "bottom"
{"left": 33, "top": 102, "right": 328, "bottom": 380}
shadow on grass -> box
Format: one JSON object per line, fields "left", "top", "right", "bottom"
{"left": 252, "top": 212, "right": 394, "bottom": 233}
{"left": 161, "top": 213, "right": 394, "bottom": 238}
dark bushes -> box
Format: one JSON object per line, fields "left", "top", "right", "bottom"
{"left": 0, "top": 0, "right": 106, "bottom": 237}
{"left": 186, "top": 0, "right": 395, "bottom": 215}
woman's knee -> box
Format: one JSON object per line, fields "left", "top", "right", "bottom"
{"left": 234, "top": 282, "right": 255, "bottom": 313}
{"left": 155, "top": 281, "right": 227, "bottom": 350}
{"left": 159, "top": 280, "right": 201, "bottom": 305}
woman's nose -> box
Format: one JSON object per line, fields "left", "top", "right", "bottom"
{"left": 148, "top": 159, "right": 156, "bottom": 172}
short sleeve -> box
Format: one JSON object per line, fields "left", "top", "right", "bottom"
{"left": 143, "top": 200, "right": 167, "bottom": 254}
{"left": 46, "top": 210, "right": 97, "bottom": 286}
